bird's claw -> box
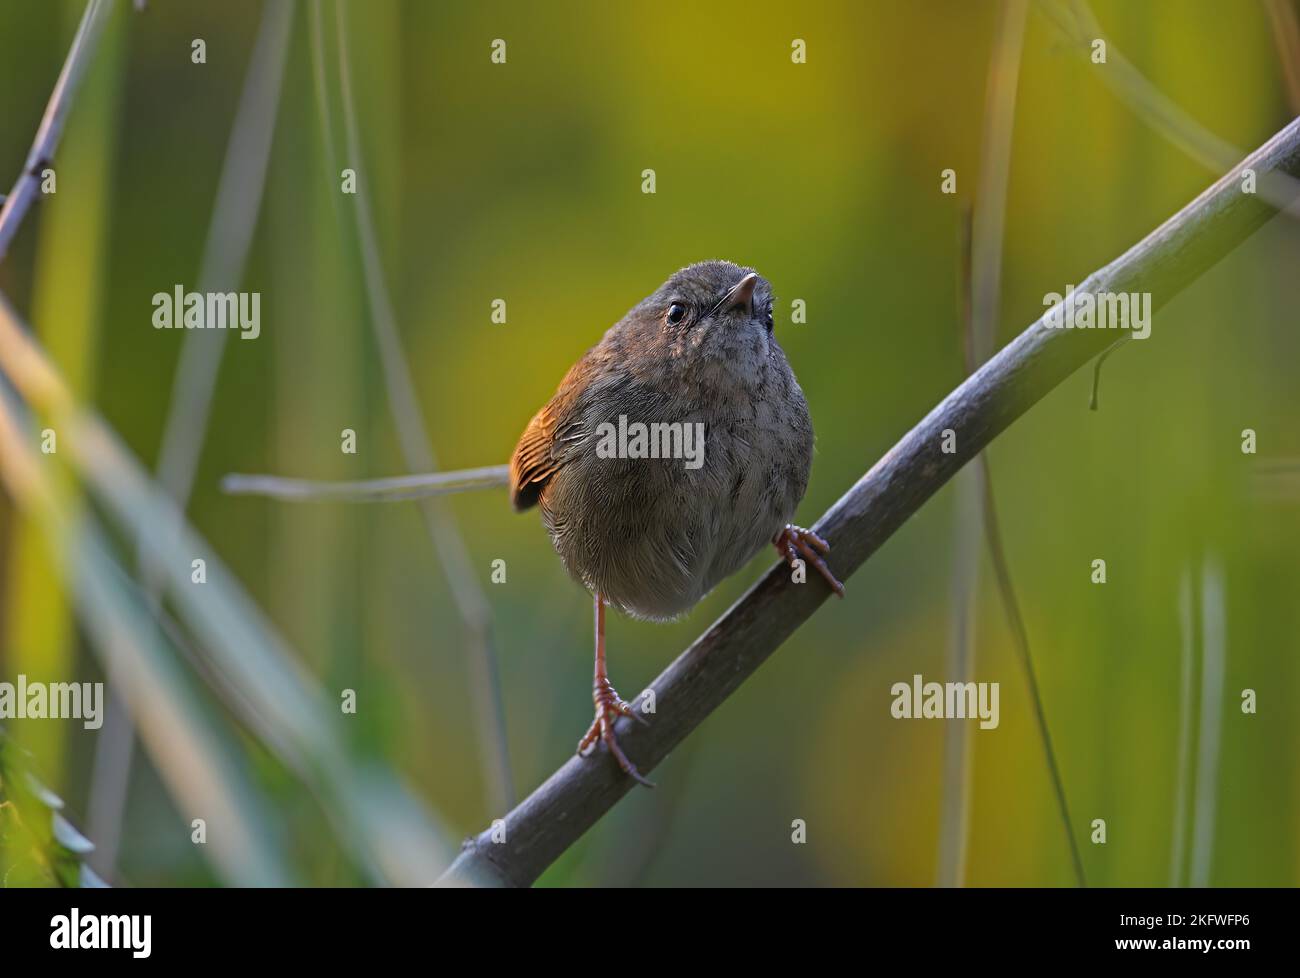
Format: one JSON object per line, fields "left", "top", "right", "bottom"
{"left": 577, "top": 678, "right": 654, "bottom": 787}
{"left": 774, "top": 524, "right": 846, "bottom": 597}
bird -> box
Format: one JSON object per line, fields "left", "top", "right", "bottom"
{"left": 508, "top": 259, "right": 844, "bottom": 786}
{"left": 221, "top": 259, "right": 845, "bottom": 786}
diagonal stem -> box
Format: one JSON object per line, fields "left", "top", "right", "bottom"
{"left": 0, "top": 0, "right": 114, "bottom": 262}
{"left": 320, "top": 1, "right": 514, "bottom": 813}
{"left": 978, "top": 458, "right": 1086, "bottom": 885}
{"left": 439, "top": 115, "right": 1300, "bottom": 887}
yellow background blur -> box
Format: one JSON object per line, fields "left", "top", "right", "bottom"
{"left": 0, "top": 0, "right": 1296, "bottom": 886}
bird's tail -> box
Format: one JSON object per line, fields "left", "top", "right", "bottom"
{"left": 221, "top": 464, "right": 510, "bottom": 503}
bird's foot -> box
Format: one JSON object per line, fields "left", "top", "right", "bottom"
{"left": 774, "top": 524, "right": 846, "bottom": 597}
{"left": 577, "top": 676, "right": 653, "bottom": 787}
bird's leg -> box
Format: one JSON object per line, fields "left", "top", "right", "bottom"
{"left": 577, "top": 592, "right": 654, "bottom": 787}
{"left": 774, "top": 524, "right": 846, "bottom": 597}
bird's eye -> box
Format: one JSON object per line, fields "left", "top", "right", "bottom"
{"left": 765, "top": 311, "right": 774, "bottom": 332}
{"left": 666, "top": 303, "right": 688, "bottom": 326}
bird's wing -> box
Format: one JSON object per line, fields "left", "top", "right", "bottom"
{"left": 508, "top": 352, "right": 595, "bottom": 512}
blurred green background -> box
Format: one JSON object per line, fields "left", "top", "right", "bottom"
{"left": 0, "top": 0, "right": 1297, "bottom": 887}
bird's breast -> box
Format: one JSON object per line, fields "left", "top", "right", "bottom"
{"left": 541, "top": 375, "right": 813, "bottom": 621}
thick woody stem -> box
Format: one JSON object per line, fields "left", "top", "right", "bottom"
{"left": 438, "top": 116, "right": 1300, "bottom": 888}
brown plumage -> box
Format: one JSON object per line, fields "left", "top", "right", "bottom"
{"left": 510, "top": 260, "right": 843, "bottom": 785}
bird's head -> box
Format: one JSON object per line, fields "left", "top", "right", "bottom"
{"left": 619, "top": 260, "right": 780, "bottom": 384}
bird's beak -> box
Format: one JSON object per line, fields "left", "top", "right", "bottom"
{"left": 726, "top": 272, "right": 758, "bottom": 317}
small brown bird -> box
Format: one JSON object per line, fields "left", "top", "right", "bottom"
{"left": 509, "top": 260, "right": 843, "bottom": 785}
